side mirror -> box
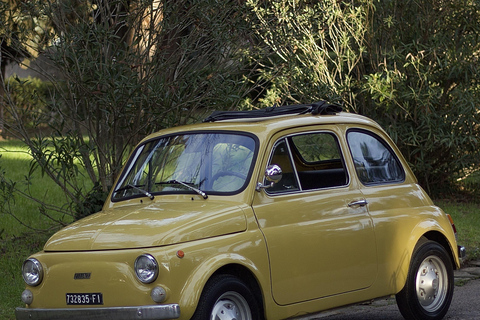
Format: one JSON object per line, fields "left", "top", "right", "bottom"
{"left": 256, "top": 164, "right": 282, "bottom": 191}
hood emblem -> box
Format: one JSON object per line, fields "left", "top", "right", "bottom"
{"left": 74, "top": 273, "right": 91, "bottom": 280}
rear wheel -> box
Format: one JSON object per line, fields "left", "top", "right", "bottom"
{"left": 191, "top": 274, "right": 263, "bottom": 320}
{"left": 396, "top": 241, "right": 454, "bottom": 320}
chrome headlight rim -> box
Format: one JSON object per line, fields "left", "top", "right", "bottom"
{"left": 22, "top": 258, "right": 44, "bottom": 287}
{"left": 134, "top": 254, "right": 159, "bottom": 284}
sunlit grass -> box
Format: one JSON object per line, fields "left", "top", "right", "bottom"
{"left": 0, "top": 138, "right": 92, "bottom": 320}
{"left": 0, "top": 139, "right": 93, "bottom": 235}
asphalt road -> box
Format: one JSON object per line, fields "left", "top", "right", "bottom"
{"left": 307, "top": 279, "right": 480, "bottom": 320}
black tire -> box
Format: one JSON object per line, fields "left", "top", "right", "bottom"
{"left": 396, "top": 241, "right": 454, "bottom": 320}
{"left": 191, "top": 274, "right": 263, "bottom": 320}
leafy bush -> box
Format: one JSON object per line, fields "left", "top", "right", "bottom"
{"left": 2, "top": 76, "right": 55, "bottom": 131}
{"left": 244, "top": 0, "right": 368, "bottom": 107}
{"left": 245, "top": 0, "right": 480, "bottom": 195}
{"left": 74, "top": 182, "right": 109, "bottom": 220}
{"left": 360, "top": 0, "right": 480, "bottom": 195}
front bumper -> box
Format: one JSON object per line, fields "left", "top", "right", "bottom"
{"left": 15, "top": 304, "right": 180, "bottom": 320}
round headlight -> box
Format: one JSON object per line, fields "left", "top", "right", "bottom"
{"left": 135, "top": 254, "right": 158, "bottom": 284}
{"left": 22, "top": 258, "right": 43, "bottom": 286}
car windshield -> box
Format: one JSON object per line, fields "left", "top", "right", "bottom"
{"left": 112, "top": 132, "right": 257, "bottom": 201}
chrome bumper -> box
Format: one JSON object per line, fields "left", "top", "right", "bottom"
{"left": 458, "top": 245, "right": 467, "bottom": 263}
{"left": 15, "top": 304, "right": 180, "bottom": 320}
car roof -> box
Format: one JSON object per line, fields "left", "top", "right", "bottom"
{"left": 202, "top": 101, "right": 342, "bottom": 122}
{"left": 141, "top": 102, "right": 385, "bottom": 142}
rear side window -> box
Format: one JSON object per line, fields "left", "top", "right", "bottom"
{"left": 347, "top": 130, "right": 405, "bottom": 185}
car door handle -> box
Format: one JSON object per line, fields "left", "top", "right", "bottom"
{"left": 348, "top": 199, "right": 368, "bottom": 207}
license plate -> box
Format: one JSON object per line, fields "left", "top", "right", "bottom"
{"left": 66, "top": 293, "right": 103, "bottom": 305}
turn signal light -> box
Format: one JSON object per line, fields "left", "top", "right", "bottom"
{"left": 447, "top": 214, "right": 458, "bottom": 240}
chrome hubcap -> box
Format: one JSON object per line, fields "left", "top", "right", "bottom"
{"left": 415, "top": 255, "right": 448, "bottom": 312}
{"left": 211, "top": 291, "right": 252, "bottom": 320}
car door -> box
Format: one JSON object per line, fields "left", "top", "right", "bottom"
{"left": 252, "top": 129, "right": 378, "bottom": 306}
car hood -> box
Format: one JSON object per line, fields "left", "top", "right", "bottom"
{"left": 44, "top": 199, "right": 248, "bottom": 251}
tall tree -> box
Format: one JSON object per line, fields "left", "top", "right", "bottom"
{"left": 1, "top": 0, "right": 259, "bottom": 226}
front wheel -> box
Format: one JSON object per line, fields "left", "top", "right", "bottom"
{"left": 396, "top": 241, "right": 454, "bottom": 320}
{"left": 191, "top": 274, "right": 263, "bottom": 320}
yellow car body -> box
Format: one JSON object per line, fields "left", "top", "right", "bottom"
{"left": 16, "top": 105, "right": 464, "bottom": 320}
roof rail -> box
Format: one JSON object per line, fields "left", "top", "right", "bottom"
{"left": 203, "top": 101, "right": 342, "bottom": 123}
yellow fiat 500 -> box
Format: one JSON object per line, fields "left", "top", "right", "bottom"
{"left": 16, "top": 102, "right": 465, "bottom": 320}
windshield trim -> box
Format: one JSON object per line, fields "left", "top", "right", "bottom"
{"left": 111, "top": 130, "right": 259, "bottom": 202}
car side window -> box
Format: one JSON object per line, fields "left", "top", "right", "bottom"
{"left": 289, "top": 133, "right": 348, "bottom": 190}
{"left": 266, "top": 139, "right": 300, "bottom": 193}
{"left": 347, "top": 130, "right": 405, "bottom": 185}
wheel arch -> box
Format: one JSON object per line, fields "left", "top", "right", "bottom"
{"left": 398, "top": 230, "right": 457, "bottom": 293}
{"left": 420, "top": 231, "right": 458, "bottom": 270}
{"left": 178, "top": 256, "right": 268, "bottom": 320}
{"left": 210, "top": 264, "right": 265, "bottom": 314}
{"left": 396, "top": 237, "right": 455, "bottom": 320}
{"left": 395, "top": 229, "right": 458, "bottom": 295}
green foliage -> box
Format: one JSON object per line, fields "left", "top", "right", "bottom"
{"left": 245, "top": 0, "right": 370, "bottom": 107}
{"left": 37, "top": 0, "right": 255, "bottom": 187}
{"left": 1, "top": 0, "right": 479, "bottom": 230}
{"left": 359, "top": 0, "right": 480, "bottom": 194}
{"left": 460, "top": 170, "right": 480, "bottom": 202}
{"left": 1, "top": 0, "right": 258, "bottom": 224}
{"left": 74, "top": 182, "right": 109, "bottom": 220}
{"left": 0, "top": 139, "right": 79, "bottom": 231}
{"left": 2, "top": 76, "right": 54, "bottom": 129}
{"left": 245, "top": 0, "right": 480, "bottom": 195}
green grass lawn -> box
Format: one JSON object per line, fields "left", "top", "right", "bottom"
{"left": 0, "top": 139, "right": 77, "bottom": 234}
{"left": 0, "top": 139, "right": 478, "bottom": 320}
{"left": 0, "top": 139, "right": 85, "bottom": 320}
{"left": 439, "top": 200, "right": 480, "bottom": 260}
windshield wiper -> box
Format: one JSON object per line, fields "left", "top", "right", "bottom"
{"left": 126, "top": 184, "right": 155, "bottom": 200}
{"left": 156, "top": 180, "right": 208, "bottom": 199}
